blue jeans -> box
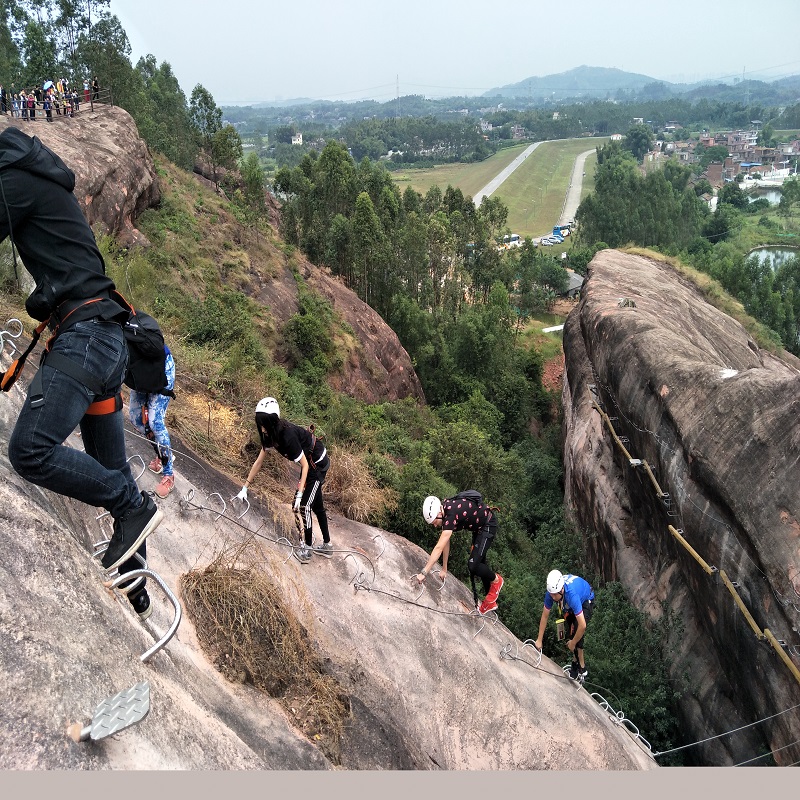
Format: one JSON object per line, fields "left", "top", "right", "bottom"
{"left": 9, "top": 318, "right": 142, "bottom": 518}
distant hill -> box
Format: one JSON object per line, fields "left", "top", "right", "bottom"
{"left": 486, "top": 65, "right": 669, "bottom": 99}
{"left": 485, "top": 65, "right": 800, "bottom": 105}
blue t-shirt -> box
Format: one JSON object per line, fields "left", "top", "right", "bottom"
{"left": 544, "top": 574, "right": 594, "bottom": 616}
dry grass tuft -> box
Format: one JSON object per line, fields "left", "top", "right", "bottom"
{"left": 324, "top": 443, "right": 397, "bottom": 524}
{"left": 181, "top": 541, "right": 350, "bottom": 763}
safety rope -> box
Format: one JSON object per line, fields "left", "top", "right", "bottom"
{"left": 733, "top": 736, "right": 800, "bottom": 766}
{"left": 651, "top": 702, "right": 800, "bottom": 759}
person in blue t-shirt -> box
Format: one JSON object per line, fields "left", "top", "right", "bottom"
{"left": 534, "top": 569, "right": 595, "bottom": 681}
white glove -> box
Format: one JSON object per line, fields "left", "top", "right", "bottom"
{"left": 235, "top": 486, "right": 248, "bottom": 502}
{"left": 293, "top": 490, "right": 303, "bottom": 512}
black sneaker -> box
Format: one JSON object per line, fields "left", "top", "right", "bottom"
{"left": 129, "top": 589, "right": 153, "bottom": 621}
{"left": 568, "top": 661, "right": 581, "bottom": 680}
{"left": 101, "top": 492, "right": 163, "bottom": 572}
{"left": 577, "top": 666, "right": 588, "bottom": 681}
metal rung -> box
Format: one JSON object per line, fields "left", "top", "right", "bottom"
{"left": 629, "top": 459, "right": 642, "bottom": 467}
{"left": 108, "top": 569, "right": 182, "bottom": 663}
{"left": 68, "top": 681, "right": 150, "bottom": 742}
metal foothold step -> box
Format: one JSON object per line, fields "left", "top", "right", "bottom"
{"left": 68, "top": 681, "right": 150, "bottom": 743}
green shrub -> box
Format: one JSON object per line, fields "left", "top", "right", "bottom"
{"left": 363, "top": 452, "right": 400, "bottom": 489}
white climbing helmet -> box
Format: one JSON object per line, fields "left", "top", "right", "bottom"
{"left": 422, "top": 496, "right": 442, "bottom": 524}
{"left": 255, "top": 397, "right": 280, "bottom": 417}
{"left": 547, "top": 569, "right": 565, "bottom": 594}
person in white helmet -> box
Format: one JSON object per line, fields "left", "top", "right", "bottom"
{"left": 416, "top": 492, "right": 504, "bottom": 614}
{"left": 236, "top": 397, "right": 332, "bottom": 563}
{"left": 534, "top": 569, "right": 595, "bottom": 681}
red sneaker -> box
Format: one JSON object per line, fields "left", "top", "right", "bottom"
{"left": 478, "top": 597, "right": 498, "bottom": 614}
{"left": 148, "top": 456, "right": 163, "bottom": 474}
{"left": 484, "top": 572, "right": 504, "bottom": 604}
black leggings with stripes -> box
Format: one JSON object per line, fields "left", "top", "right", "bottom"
{"left": 298, "top": 461, "right": 330, "bottom": 546}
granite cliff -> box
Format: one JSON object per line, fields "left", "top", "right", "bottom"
{"left": 562, "top": 249, "right": 800, "bottom": 765}
{"left": 0, "top": 364, "right": 655, "bottom": 769}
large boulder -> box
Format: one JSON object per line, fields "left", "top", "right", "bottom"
{"left": 562, "top": 249, "right": 800, "bottom": 765}
{"left": 0, "top": 105, "right": 160, "bottom": 248}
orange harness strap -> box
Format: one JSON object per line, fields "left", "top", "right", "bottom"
{"left": 84, "top": 393, "right": 123, "bottom": 416}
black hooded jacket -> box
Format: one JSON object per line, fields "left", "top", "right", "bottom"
{"left": 0, "top": 126, "right": 121, "bottom": 322}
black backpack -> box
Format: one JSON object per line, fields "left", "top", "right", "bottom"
{"left": 451, "top": 489, "right": 483, "bottom": 505}
{"left": 111, "top": 290, "right": 174, "bottom": 397}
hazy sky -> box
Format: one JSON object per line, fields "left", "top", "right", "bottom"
{"left": 112, "top": 0, "right": 800, "bottom": 105}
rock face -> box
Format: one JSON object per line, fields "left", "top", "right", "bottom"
{"left": 308, "top": 265, "right": 426, "bottom": 404}
{"left": 0, "top": 369, "right": 654, "bottom": 770}
{"left": 0, "top": 106, "right": 160, "bottom": 248}
{"left": 562, "top": 249, "right": 800, "bottom": 765}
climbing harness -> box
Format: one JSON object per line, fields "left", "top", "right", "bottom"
{"left": 0, "top": 307, "right": 124, "bottom": 416}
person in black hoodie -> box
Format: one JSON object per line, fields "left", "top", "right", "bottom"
{"left": 0, "top": 126, "right": 163, "bottom": 619}
{"left": 236, "top": 396, "right": 332, "bottom": 563}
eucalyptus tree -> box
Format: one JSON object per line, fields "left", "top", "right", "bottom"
{"left": 20, "top": 16, "right": 56, "bottom": 85}
{"left": 133, "top": 55, "right": 196, "bottom": 170}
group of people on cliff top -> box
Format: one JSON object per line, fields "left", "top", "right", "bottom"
{"left": 0, "top": 124, "right": 596, "bottom": 678}
{"left": 0, "top": 76, "right": 100, "bottom": 123}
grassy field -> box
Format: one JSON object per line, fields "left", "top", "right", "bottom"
{"left": 391, "top": 143, "right": 529, "bottom": 199}
{"left": 391, "top": 137, "right": 606, "bottom": 239}
{"left": 495, "top": 138, "right": 606, "bottom": 238}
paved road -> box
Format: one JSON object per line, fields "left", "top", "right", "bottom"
{"left": 472, "top": 140, "right": 599, "bottom": 242}
{"left": 557, "top": 149, "right": 595, "bottom": 226}
{"left": 472, "top": 142, "right": 543, "bottom": 205}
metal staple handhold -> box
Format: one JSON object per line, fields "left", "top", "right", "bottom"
{"left": 431, "top": 567, "right": 446, "bottom": 592}
{"left": 345, "top": 553, "right": 364, "bottom": 586}
{"left": 521, "top": 639, "right": 544, "bottom": 667}
{"left": 108, "top": 568, "right": 182, "bottom": 663}
{"left": 105, "top": 551, "right": 148, "bottom": 597}
{"left": 274, "top": 536, "right": 294, "bottom": 565}
{"left": 207, "top": 492, "right": 226, "bottom": 521}
{"left": 126, "top": 453, "right": 145, "bottom": 481}
{"left": 470, "top": 608, "right": 498, "bottom": 638}
{"left": 232, "top": 494, "right": 250, "bottom": 520}
{"left": 371, "top": 533, "right": 385, "bottom": 559}
{"left": 0, "top": 318, "right": 23, "bottom": 356}
{"left": 353, "top": 572, "right": 371, "bottom": 592}
{"left": 590, "top": 692, "right": 653, "bottom": 752}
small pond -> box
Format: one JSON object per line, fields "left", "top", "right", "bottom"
{"left": 748, "top": 246, "right": 800, "bottom": 270}
{"left": 746, "top": 188, "right": 782, "bottom": 206}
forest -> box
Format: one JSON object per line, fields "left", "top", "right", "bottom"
{"left": 575, "top": 140, "right": 800, "bottom": 357}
